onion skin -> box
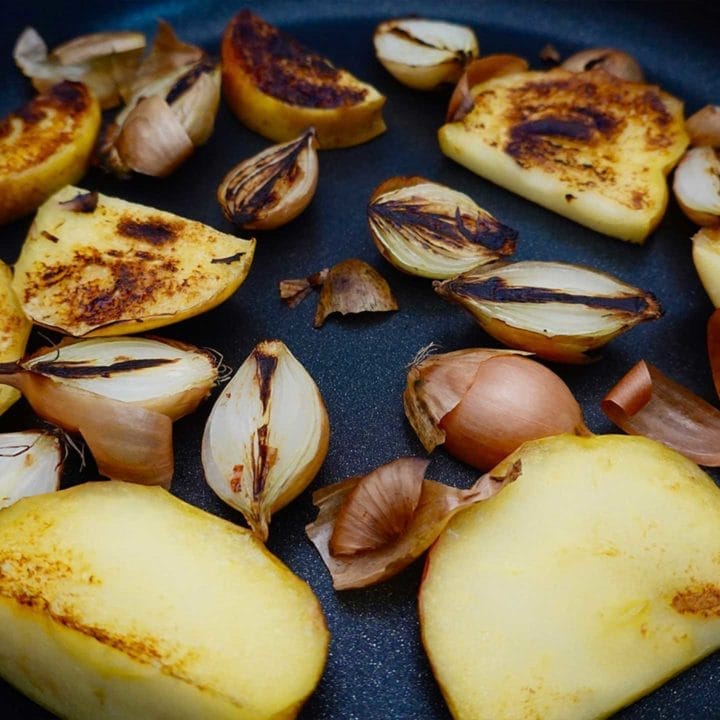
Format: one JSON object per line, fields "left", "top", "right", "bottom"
{"left": 439, "top": 355, "right": 590, "bottom": 470}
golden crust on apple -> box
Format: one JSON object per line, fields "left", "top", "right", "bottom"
{"left": 221, "top": 10, "right": 386, "bottom": 149}
{"left": 420, "top": 434, "right": 720, "bottom": 720}
{"left": 439, "top": 68, "right": 688, "bottom": 242}
{"left": 0, "top": 81, "right": 100, "bottom": 225}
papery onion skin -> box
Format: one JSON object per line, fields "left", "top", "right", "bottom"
{"left": 306, "top": 459, "right": 519, "bottom": 590}
{"left": 560, "top": 48, "right": 644, "bottom": 82}
{"left": 329, "top": 457, "right": 427, "bottom": 556}
{"left": 439, "top": 355, "right": 590, "bottom": 470}
{"left": 602, "top": 360, "right": 720, "bottom": 467}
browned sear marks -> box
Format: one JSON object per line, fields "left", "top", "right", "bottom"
{"left": 672, "top": 584, "right": 720, "bottom": 617}
{"left": 0, "top": 81, "right": 94, "bottom": 175}
{"left": 117, "top": 217, "right": 178, "bottom": 245}
{"left": 228, "top": 10, "right": 367, "bottom": 108}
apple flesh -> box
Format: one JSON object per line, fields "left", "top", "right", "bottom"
{"left": 420, "top": 434, "right": 720, "bottom": 720}
{"left": 0, "top": 481, "right": 328, "bottom": 719}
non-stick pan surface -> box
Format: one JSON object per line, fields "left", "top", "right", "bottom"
{"left": 1, "top": 2, "right": 719, "bottom": 718}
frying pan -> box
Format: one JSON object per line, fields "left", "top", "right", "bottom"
{"left": 1, "top": 1, "right": 719, "bottom": 718}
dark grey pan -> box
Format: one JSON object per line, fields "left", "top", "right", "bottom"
{"left": 1, "top": 2, "right": 719, "bottom": 718}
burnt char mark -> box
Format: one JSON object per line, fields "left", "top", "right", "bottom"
{"left": 165, "top": 58, "right": 216, "bottom": 105}
{"left": 672, "top": 584, "right": 720, "bottom": 617}
{"left": 229, "top": 10, "right": 367, "bottom": 108}
{"left": 59, "top": 191, "right": 98, "bottom": 213}
{"left": 211, "top": 252, "right": 246, "bottom": 265}
{"left": 451, "top": 275, "right": 655, "bottom": 314}
{"left": 41, "top": 231, "right": 60, "bottom": 243}
{"left": 117, "top": 218, "right": 177, "bottom": 245}
{"left": 48, "top": 81, "right": 91, "bottom": 114}
{"left": 371, "top": 201, "right": 517, "bottom": 254}
{"left": 227, "top": 134, "right": 307, "bottom": 225}
{"left": 32, "top": 357, "right": 176, "bottom": 379}
{"left": 512, "top": 118, "right": 594, "bottom": 142}
{"left": 251, "top": 349, "right": 278, "bottom": 498}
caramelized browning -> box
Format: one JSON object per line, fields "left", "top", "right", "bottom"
{"left": 672, "top": 584, "right": 720, "bottom": 617}
{"left": 226, "top": 10, "right": 367, "bottom": 108}
{"left": 459, "top": 68, "right": 686, "bottom": 212}
{"left": 0, "top": 82, "right": 94, "bottom": 175}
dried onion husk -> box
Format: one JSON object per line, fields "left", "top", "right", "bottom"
{"left": 434, "top": 260, "right": 662, "bottom": 363}
{"left": 119, "top": 19, "right": 204, "bottom": 102}
{"left": 708, "top": 309, "right": 720, "bottom": 399}
{"left": 601, "top": 360, "right": 720, "bottom": 466}
{"left": 367, "top": 176, "right": 517, "bottom": 279}
{"left": 560, "top": 48, "right": 644, "bottom": 82}
{"left": 0, "top": 431, "right": 62, "bottom": 509}
{"left": 98, "top": 22, "right": 220, "bottom": 178}
{"left": 330, "top": 457, "right": 427, "bottom": 556}
{"left": 314, "top": 259, "right": 398, "bottom": 327}
{"left": 13, "top": 27, "right": 145, "bottom": 109}
{"left": 306, "top": 457, "right": 521, "bottom": 590}
{"left": 202, "top": 339, "right": 329, "bottom": 541}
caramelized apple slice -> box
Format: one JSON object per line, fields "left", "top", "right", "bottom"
{"left": 221, "top": 10, "right": 386, "bottom": 149}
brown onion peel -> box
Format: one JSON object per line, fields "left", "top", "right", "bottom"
{"left": 446, "top": 54, "right": 528, "bottom": 122}
{"left": 708, "top": 310, "right": 720, "bottom": 398}
{"left": 279, "top": 269, "right": 329, "bottom": 308}
{"left": 601, "top": 359, "right": 720, "bottom": 466}
{"left": 281, "top": 260, "right": 397, "bottom": 326}
{"left": 314, "top": 259, "right": 398, "bottom": 327}
{"left": 120, "top": 19, "right": 204, "bottom": 102}
{"left": 114, "top": 94, "right": 194, "bottom": 177}
{"left": 306, "top": 457, "right": 520, "bottom": 590}
{"left": 329, "top": 457, "right": 427, "bottom": 556}
{"left": 0, "top": 365, "right": 173, "bottom": 486}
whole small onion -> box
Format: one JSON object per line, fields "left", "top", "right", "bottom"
{"left": 404, "top": 349, "right": 590, "bottom": 470}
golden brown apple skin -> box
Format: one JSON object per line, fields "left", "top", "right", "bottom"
{"left": 0, "top": 81, "right": 100, "bottom": 225}
{"left": 221, "top": 10, "right": 386, "bottom": 149}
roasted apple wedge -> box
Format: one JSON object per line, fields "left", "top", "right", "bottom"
{"left": 439, "top": 66, "right": 688, "bottom": 243}
{"left": 222, "top": 9, "right": 386, "bottom": 148}
{"left": 0, "top": 260, "right": 31, "bottom": 415}
{"left": 0, "top": 81, "right": 100, "bottom": 225}
{"left": 0, "top": 481, "right": 329, "bottom": 719}
{"left": 421, "top": 434, "right": 720, "bottom": 720}
{"left": 13, "top": 186, "right": 255, "bottom": 336}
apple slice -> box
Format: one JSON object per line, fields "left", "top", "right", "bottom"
{"left": 0, "top": 481, "right": 328, "bottom": 719}
{"left": 0, "top": 81, "right": 100, "bottom": 225}
{"left": 221, "top": 10, "right": 385, "bottom": 149}
{"left": 420, "top": 434, "right": 720, "bottom": 720}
